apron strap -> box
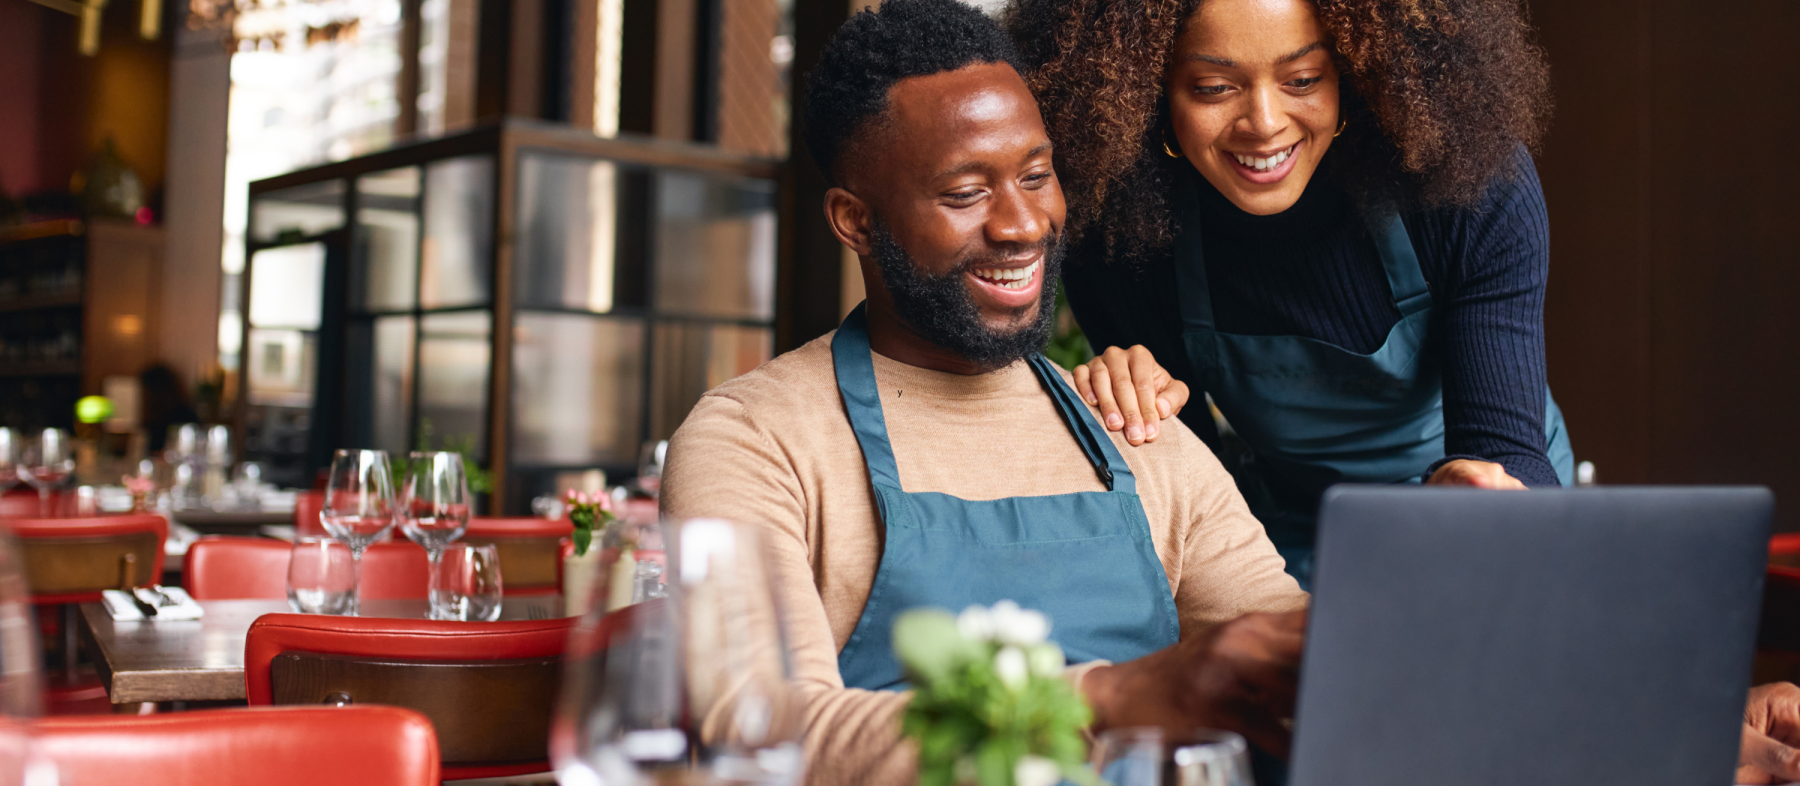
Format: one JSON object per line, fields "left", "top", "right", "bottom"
{"left": 1027, "top": 355, "right": 1137, "bottom": 495}
{"left": 1367, "top": 210, "right": 1433, "bottom": 318}
{"left": 831, "top": 304, "right": 904, "bottom": 490}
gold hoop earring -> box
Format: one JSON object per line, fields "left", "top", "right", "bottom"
{"left": 1334, "top": 118, "right": 1347, "bottom": 138}
{"left": 1161, "top": 126, "right": 1184, "bottom": 158}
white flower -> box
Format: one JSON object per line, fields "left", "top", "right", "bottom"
{"left": 957, "top": 604, "right": 995, "bottom": 642}
{"left": 1027, "top": 643, "right": 1065, "bottom": 678}
{"left": 1014, "top": 755, "right": 1062, "bottom": 786}
{"left": 989, "top": 600, "right": 1050, "bottom": 646}
{"left": 994, "top": 645, "right": 1029, "bottom": 690}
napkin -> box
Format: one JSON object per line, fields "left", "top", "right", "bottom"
{"left": 102, "top": 587, "right": 204, "bottom": 621}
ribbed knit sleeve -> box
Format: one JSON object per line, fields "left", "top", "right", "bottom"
{"left": 1407, "top": 148, "right": 1560, "bottom": 486}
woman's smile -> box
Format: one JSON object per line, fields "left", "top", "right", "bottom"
{"left": 1224, "top": 140, "right": 1302, "bottom": 185}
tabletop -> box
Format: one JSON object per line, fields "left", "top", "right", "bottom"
{"left": 79, "top": 596, "right": 564, "bottom": 705}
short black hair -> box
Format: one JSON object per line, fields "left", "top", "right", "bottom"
{"left": 802, "top": 0, "right": 1022, "bottom": 185}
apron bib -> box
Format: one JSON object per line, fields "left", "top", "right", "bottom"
{"left": 831, "top": 305, "right": 1181, "bottom": 691}
{"left": 1170, "top": 176, "right": 1574, "bottom": 585}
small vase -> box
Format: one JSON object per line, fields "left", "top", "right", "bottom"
{"left": 562, "top": 545, "right": 605, "bottom": 617}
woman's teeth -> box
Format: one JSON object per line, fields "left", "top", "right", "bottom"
{"left": 971, "top": 261, "right": 1039, "bottom": 291}
{"left": 1233, "top": 144, "right": 1295, "bottom": 172}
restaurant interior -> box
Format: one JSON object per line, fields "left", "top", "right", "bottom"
{"left": 0, "top": 0, "right": 1795, "bottom": 783}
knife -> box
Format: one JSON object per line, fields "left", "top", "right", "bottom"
{"left": 130, "top": 588, "right": 160, "bottom": 618}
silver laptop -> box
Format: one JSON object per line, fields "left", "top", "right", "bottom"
{"left": 1291, "top": 486, "right": 1773, "bottom": 786}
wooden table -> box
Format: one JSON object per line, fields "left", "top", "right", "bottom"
{"left": 169, "top": 509, "right": 294, "bottom": 536}
{"left": 79, "top": 596, "right": 564, "bottom": 704}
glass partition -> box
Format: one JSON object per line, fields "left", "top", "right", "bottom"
{"left": 250, "top": 180, "right": 346, "bottom": 244}
{"left": 244, "top": 122, "right": 777, "bottom": 511}
{"left": 241, "top": 241, "right": 330, "bottom": 488}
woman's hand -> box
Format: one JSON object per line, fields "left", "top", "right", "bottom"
{"left": 1426, "top": 459, "right": 1527, "bottom": 489}
{"left": 1073, "top": 345, "right": 1190, "bottom": 446}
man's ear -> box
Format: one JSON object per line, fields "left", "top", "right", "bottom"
{"left": 824, "top": 187, "right": 874, "bottom": 257}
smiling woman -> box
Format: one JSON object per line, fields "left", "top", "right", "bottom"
{"left": 1006, "top": 0, "right": 1566, "bottom": 588}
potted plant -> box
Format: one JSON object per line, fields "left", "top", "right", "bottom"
{"left": 895, "top": 601, "right": 1101, "bottom": 786}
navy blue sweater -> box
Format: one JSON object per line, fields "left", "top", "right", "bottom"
{"left": 1063, "top": 151, "right": 1561, "bottom": 487}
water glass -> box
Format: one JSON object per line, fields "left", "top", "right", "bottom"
{"left": 553, "top": 518, "right": 802, "bottom": 786}
{"left": 434, "top": 543, "right": 502, "bottom": 622}
{"left": 286, "top": 539, "right": 358, "bottom": 615}
{"left": 322, "top": 449, "right": 397, "bottom": 614}
{"left": 1092, "top": 728, "right": 1253, "bottom": 786}
{"left": 401, "top": 452, "right": 471, "bottom": 620}
{"left": 18, "top": 430, "right": 74, "bottom": 516}
{"left": 0, "top": 428, "right": 18, "bottom": 492}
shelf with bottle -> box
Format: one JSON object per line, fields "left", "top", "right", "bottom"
{"left": 0, "top": 229, "right": 85, "bottom": 313}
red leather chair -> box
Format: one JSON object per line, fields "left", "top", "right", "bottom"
{"left": 6, "top": 514, "right": 168, "bottom": 711}
{"left": 246, "top": 612, "right": 575, "bottom": 779}
{"left": 35, "top": 705, "right": 440, "bottom": 786}
{"left": 184, "top": 536, "right": 430, "bottom": 601}
{"left": 6, "top": 515, "right": 168, "bottom": 605}
{"left": 463, "top": 517, "right": 573, "bottom": 596}
{"left": 292, "top": 490, "right": 326, "bottom": 539}
{"left": 0, "top": 488, "right": 66, "bottom": 518}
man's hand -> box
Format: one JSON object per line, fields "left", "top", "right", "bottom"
{"left": 1740, "top": 682, "right": 1800, "bottom": 784}
{"left": 1081, "top": 610, "right": 1306, "bottom": 757}
{"left": 1426, "top": 459, "right": 1527, "bottom": 490}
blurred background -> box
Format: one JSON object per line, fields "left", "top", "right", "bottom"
{"left": 0, "top": 0, "right": 1793, "bottom": 525}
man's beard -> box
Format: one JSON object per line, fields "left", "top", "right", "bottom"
{"left": 869, "top": 217, "right": 1063, "bottom": 370}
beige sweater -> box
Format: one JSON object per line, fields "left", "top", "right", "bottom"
{"left": 661, "top": 333, "right": 1307, "bottom": 785}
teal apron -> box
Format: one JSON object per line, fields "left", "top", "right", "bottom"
{"left": 1172, "top": 177, "right": 1575, "bottom": 588}
{"left": 832, "top": 304, "right": 1181, "bottom": 691}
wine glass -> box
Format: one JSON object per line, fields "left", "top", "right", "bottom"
{"left": 634, "top": 440, "right": 668, "bottom": 498}
{"left": 0, "top": 527, "right": 43, "bottom": 784}
{"left": 0, "top": 429, "right": 19, "bottom": 493}
{"left": 552, "top": 518, "right": 802, "bottom": 786}
{"left": 401, "top": 451, "right": 471, "bottom": 620}
{"left": 320, "top": 449, "right": 397, "bottom": 615}
{"left": 18, "top": 429, "right": 74, "bottom": 518}
{"left": 1091, "top": 728, "right": 1253, "bottom": 786}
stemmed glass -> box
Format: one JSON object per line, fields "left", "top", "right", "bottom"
{"left": 400, "top": 451, "right": 471, "bottom": 620}
{"left": 552, "top": 517, "right": 802, "bottom": 786}
{"left": 320, "top": 449, "right": 397, "bottom": 615}
{"left": 18, "top": 429, "right": 74, "bottom": 518}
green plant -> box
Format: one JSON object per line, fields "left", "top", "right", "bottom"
{"left": 564, "top": 490, "right": 615, "bottom": 556}
{"left": 896, "top": 602, "right": 1100, "bottom": 786}
{"left": 388, "top": 418, "right": 494, "bottom": 496}
{"left": 1043, "top": 285, "right": 1094, "bottom": 372}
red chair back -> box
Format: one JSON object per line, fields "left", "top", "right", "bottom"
{"left": 183, "top": 537, "right": 430, "bottom": 601}
{"left": 0, "top": 489, "right": 66, "bottom": 518}
{"left": 5, "top": 515, "right": 167, "bottom": 604}
{"left": 292, "top": 491, "right": 326, "bottom": 538}
{"left": 245, "top": 612, "right": 574, "bottom": 780}
{"left": 464, "top": 517, "right": 573, "bottom": 596}
{"left": 34, "top": 705, "right": 440, "bottom": 786}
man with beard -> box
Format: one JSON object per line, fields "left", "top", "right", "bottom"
{"left": 659, "top": 1, "right": 1307, "bottom": 782}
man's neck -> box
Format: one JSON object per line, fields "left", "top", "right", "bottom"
{"left": 862, "top": 302, "right": 1003, "bottom": 376}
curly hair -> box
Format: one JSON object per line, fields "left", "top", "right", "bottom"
{"left": 803, "top": 0, "right": 1023, "bottom": 186}
{"left": 1004, "top": 0, "right": 1552, "bottom": 264}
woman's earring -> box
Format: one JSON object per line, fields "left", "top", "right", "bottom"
{"left": 1334, "top": 118, "right": 1347, "bottom": 138}
{"left": 1161, "top": 126, "right": 1184, "bottom": 158}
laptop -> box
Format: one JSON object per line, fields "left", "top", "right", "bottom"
{"left": 1290, "top": 486, "right": 1774, "bottom": 786}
